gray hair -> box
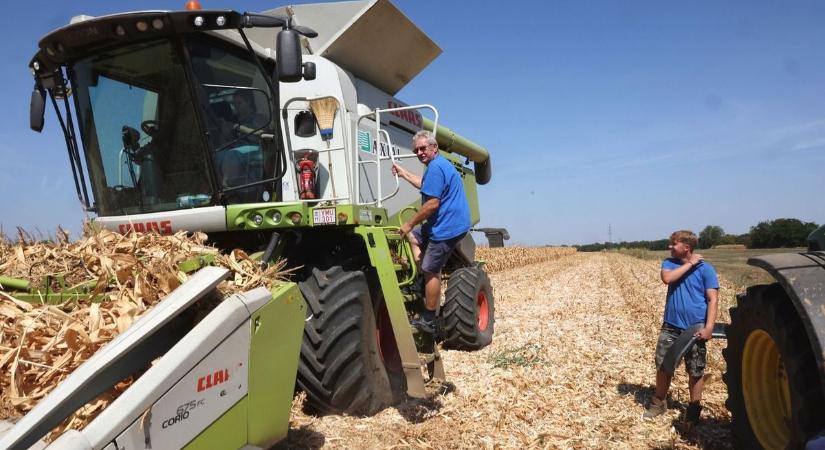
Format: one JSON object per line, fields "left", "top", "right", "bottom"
{"left": 413, "top": 130, "right": 437, "bottom": 147}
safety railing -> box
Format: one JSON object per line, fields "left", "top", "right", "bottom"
{"left": 356, "top": 104, "right": 438, "bottom": 208}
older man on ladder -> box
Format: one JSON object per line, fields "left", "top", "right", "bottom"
{"left": 392, "top": 130, "right": 471, "bottom": 335}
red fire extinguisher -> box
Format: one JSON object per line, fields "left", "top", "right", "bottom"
{"left": 297, "top": 157, "right": 316, "bottom": 199}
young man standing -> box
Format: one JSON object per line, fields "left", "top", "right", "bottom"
{"left": 392, "top": 130, "right": 471, "bottom": 335}
{"left": 644, "top": 230, "right": 719, "bottom": 422}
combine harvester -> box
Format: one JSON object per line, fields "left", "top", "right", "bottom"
{"left": 3, "top": 1, "right": 496, "bottom": 448}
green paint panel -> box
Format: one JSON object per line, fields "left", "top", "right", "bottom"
{"left": 225, "top": 202, "right": 389, "bottom": 230}
{"left": 353, "top": 226, "right": 426, "bottom": 397}
{"left": 248, "top": 282, "right": 307, "bottom": 447}
{"left": 183, "top": 397, "right": 248, "bottom": 450}
{"left": 226, "top": 202, "right": 310, "bottom": 231}
{"left": 459, "top": 164, "right": 481, "bottom": 225}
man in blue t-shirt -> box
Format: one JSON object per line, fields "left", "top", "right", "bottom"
{"left": 392, "top": 130, "right": 471, "bottom": 335}
{"left": 644, "top": 230, "right": 719, "bottom": 423}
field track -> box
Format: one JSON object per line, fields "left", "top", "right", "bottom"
{"left": 278, "top": 252, "right": 736, "bottom": 449}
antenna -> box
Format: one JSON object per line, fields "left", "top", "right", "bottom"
{"left": 608, "top": 224, "right": 612, "bottom": 249}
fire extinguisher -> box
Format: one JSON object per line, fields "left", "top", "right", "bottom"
{"left": 297, "top": 157, "right": 316, "bottom": 199}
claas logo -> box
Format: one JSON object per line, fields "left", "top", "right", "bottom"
{"left": 197, "top": 368, "right": 229, "bottom": 392}
{"left": 118, "top": 220, "right": 172, "bottom": 235}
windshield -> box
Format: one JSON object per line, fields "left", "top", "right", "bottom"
{"left": 188, "top": 39, "right": 276, "bottom": 203}
{"left": 72, "top": 40, "right": 213, "bottom": 216}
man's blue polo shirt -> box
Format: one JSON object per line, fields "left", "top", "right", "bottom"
{"left": 420, "top": 155, "right": 470, "bottom": 241}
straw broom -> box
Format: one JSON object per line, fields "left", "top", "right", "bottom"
{"left": 310, "top": 97, "right": 338, "bottom": 199}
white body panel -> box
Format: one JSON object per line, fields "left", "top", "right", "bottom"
{"left": 94, "top": 206, "right": 227, "bottom": 235}
{"left": 37, "top": 287, "right": 272, "bottom": 450}
{"left": 279, "top": 56, "right": 426, "bottom": 217}
{"left": 112, "top": 319, "right": 250, "bottom": 450}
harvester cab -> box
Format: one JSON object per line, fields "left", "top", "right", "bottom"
{"left": 13, "top": 1, "right": 497, "bottom": 448}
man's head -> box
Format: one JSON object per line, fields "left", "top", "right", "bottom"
{"left": 412, "top": 130, "right": 439, "bottom": 165}
{"left": 232, "top": 90, "right": 254, "bottom": 118}
{"left": 669, "top": 230, "right": 698, "bottom": 259}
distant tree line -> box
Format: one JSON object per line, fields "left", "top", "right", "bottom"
{"left": 576, "top": 218, "right": 819, "bottom": 252}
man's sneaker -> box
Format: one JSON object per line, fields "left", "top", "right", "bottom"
{"left": 643, "top": 396, "right": 667, "bottom": 419}
{"left": 410, "top": 316, "right": 437, "bottom": 336}
{"left": 686, "top": 401, "right": 702, "bottom": 423}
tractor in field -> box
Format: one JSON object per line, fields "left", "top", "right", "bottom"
{"left": 722, "top": 225, "right": 825, "bottom": 449}
{"left": 2, "top": 1, "right": 496, "bottom": 448}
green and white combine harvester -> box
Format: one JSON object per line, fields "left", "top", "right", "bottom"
{"left": 2, "top": 1, "right": 498, "bottom": 448}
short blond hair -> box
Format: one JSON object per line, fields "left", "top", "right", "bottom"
{"left": 670, "top": 230, "right": 698, "bottom": 250}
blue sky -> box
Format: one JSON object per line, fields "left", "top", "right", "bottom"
{"left": 1, "top": 0, "right": 823, "bottom": 245}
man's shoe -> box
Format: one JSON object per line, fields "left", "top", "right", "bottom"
{"left": 410, "top": 316, "right": 436, "bottom": 336}
{"left": 686, "top": 401, "right": 702, "bottom": 423}
{"left": 643, "top": 396, "right": 667, "bottom": 420}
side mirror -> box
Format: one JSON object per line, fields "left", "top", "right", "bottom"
{"left": 302, "top": 62, "right": 316, "bottom": 81}
{"left": 277, "top": 28, "right": 302, "bottom": 82}
{"left": 30, "top": 87, "right": 46, "bottom": 132}
{"left": 122, "top": 126, "right": 141, "bottom": 152}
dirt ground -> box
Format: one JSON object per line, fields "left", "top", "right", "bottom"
{"left": 276, "top": 252, "right": 739, "bottom": 450}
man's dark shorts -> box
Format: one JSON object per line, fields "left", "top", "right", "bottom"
{"left": 412, "top": 229, "right": 466, "bottom": 274}
{"left": 654, "top": 323, "right": 706, "bottom": 377}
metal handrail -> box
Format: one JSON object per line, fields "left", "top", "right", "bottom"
{"left": 355, "top": 104, "right": 439, "bottom": 207}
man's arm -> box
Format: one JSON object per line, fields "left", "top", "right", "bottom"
{"left": 400, "top": 197, "right": 440, "bottom": 236}
{"left": 695, "top": 288, "right": 719, "bottom": 341}
{"left": 392, "top": 163, "right": 422, "bottom": 189}
{"left": 660, "top": 253, "right": 704, "bottom": 284}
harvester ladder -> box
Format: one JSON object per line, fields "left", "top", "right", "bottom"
{"left": 354, "top": 227, "right": 445, "bottom": 398}
{"left": 356, "top": 105, "right": 438, "bottom": 208}
{"left": 383, "top": 228, "right": 446, "bottom": 381}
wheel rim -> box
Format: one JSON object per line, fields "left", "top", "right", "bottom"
{"left": 742, "top": 329, "right": 792, "bottom": 450}
{"left": 477, "top": 290, "right": 489, "bottom": 332}
{"left": 375, "top": 301, "right": 401, "bottom": 371}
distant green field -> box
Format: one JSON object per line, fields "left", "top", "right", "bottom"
{"left": 644, "top": 247, "right": 806, "bottom": 288}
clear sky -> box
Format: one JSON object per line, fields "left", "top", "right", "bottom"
{"left": 2, "top": 0, "right": 823, "bottom": 245}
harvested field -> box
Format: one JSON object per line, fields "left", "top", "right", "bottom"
{"left": 2, "top": 239, "right": 742, "bottom": 448}
{"left": 277, "top": 251, "right": 739, "bottom": 449}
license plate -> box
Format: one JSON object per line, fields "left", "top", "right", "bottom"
{"left": 312, "top": 208, "right": 336, "bottom": 225}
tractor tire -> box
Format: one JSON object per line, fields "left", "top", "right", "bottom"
{"left": 297, "top": 266, "right": 393, "bottom": 416}
{"left": 723, "top": 283, "right": 825, "bottom": 450}
{"left": 441, "top": 267, "right": 494, "bottom": 351}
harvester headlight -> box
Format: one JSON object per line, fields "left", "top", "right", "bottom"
{"left": 252, "top": 214, "right": 264, "bottom": 226}
{"left": 115, "top": 25, "right": 126, "bottom": 36}
{"left": 337, "top": 212, "right": 348, "bottom": 223}
{"left": 152, "top": 18, "right": 164, "bottom": 30}
{"left": 216, "top": 15, "right": 226, "bottom": 26}
{"left": 136, "top": 21, "right": 149, "bottom": 32}
{"left": 193, "top": 16, "right": 205, "bottom": 27}
{"left": 271, "top": 211, "right": 282, "bottom": 223}
{"left": 288, "top": 212, "right": 302, "bottom": 225}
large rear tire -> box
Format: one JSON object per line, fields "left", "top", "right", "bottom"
{"left": 723, "top": 283, "right": 825, "bottom": 449}
{"left": 297, "top": 266, "right": 393, "bottom": 415}
{"left": 441, "top": 267, "right": 494, "bottom": 351}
